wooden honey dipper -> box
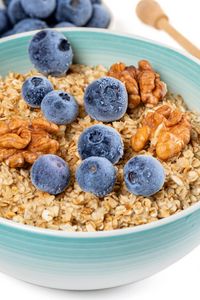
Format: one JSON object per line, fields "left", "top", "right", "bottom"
{"left": 136, "top": 0, "right": 200, "bottom": 59}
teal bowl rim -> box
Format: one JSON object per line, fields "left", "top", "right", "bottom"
{"left": 0, "top": 28, "right": 199, "bottom": 238}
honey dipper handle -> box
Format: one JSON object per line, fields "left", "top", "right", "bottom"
{"left": 136, "top": 0, "right": 200, "bottom": 59}
{"left": 157, "top": 18, "right": 200, "bottom": 59}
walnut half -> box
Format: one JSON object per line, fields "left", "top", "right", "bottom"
{"left": 107, "top": 60, "right": 167, "bottom": 108}
{"left": 0, "top": 118, "right": 60, "bottom": 168}
{"left": 131, "top": 105, "right": 191, "bottom": 161}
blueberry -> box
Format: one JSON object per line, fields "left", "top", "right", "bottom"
{"left": 55, "top": 22, "right": 76, "bottom": 28}
{"left": 86, "top": 4, "right": 111, "bottom": 28}
{"left": 22, "top": 76, "right": 53, "bottom": 108}
{"left": 78, "top": 125, "right": 124, "bottom": 164}
{"left": 0, "top": 9, "right": 10, "bottom": 35}
{"left": 56, "top": 0, "right": 93, "bottom": 26}
{"left": 8, "top": 0, "right": 28, "bottom": 24}
{"left": 14, "top": 18, "right": 47, "bottom": 34}
{"left": 84, "top": 77, "right": 128, "bottom": 122}
{"left": 124, "top": 155, "right": 165, "bottom": 197}
{"left": 28, "top": 29, "right": 73, "bottom": 76}
{"left": 21, "top": 0, "right": 56, "bottom": 19}
{"left": 76, "top": 157, "right": 116, "bottom": 197}
{"left": 41, "top": 90, "right": 79, "bottom": 125}
{"left": 31, "top": 154, "right": 70, "bottom": 195}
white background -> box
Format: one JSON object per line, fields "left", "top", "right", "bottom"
{"left": 1, "top": 0, "right": 200, "bottom": 299}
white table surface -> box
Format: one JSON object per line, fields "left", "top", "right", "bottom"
{"left": 0, "top": 1, "right": 200, "bottom": 300}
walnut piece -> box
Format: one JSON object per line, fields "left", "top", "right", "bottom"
{"left": 107, "top": 60, "right": 167, "bottom": 108}
{"left": 0, "top": 117, "right": 60, "bottom": 168}
{"left": 131, "top": 105, "right": 191, "bottom": 161}
{"left": 0, "top": 128, "right": 31, "bottom": 149}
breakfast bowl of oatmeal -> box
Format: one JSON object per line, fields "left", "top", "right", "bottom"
{"left": 0, "top": 28, "right": 200, "bottom": 290}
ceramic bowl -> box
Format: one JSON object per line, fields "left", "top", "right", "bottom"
{"left": 0, "top": 29, "right": 200, "bottom": 290}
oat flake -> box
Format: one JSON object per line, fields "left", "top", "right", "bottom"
{"left": 0, "top": 65, "right": 200, "bottom": 231}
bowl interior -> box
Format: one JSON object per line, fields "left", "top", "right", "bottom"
{"left": 0, "top": 29, "right": 200, "bottom": 112}
{"left": 0, "top": 29, "right": 200, "bottom": 236}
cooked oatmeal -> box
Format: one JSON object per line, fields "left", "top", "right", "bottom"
{"left": 0, "top": 64, "right": 200, "bottom": 232}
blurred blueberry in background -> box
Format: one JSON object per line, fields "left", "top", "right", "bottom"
{"left": 14, "top": 18, "right": 47, "bottom": 33}
{"left": 7, "top": 0, "right": 28, "bottom": 24}
{"left": 86, "top": 4, "right": 111, "bottom": 28}
{"left": 1, "top": 0, "right": 111, "bottom": 38}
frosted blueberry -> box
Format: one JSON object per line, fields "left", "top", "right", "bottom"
{"left": 124, "top": 155, "right": 165, "bottom": 197}
{"left": 22, "top": 76, "right": 53, "bottom": 108}
{"left": 76, "top": 157, "right": 116, "bottom": 197}
{"left": 31, "top": 154, "right": 70, "bottom": 195}
{"left": 84, "top": 77, "right": 128, "bottom": 122}
{"left": 41, "top": 90, "right": 79, "bottom": 125}
{"left": 78, "top": 124, "right": 124, "bottom": 164}
{"left": 28, "top": 29, "right": 73, "bottom": 76}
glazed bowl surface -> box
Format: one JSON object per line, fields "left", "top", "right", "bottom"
{"left": 0, "top": 29, "right": 200, "bottom": 290}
